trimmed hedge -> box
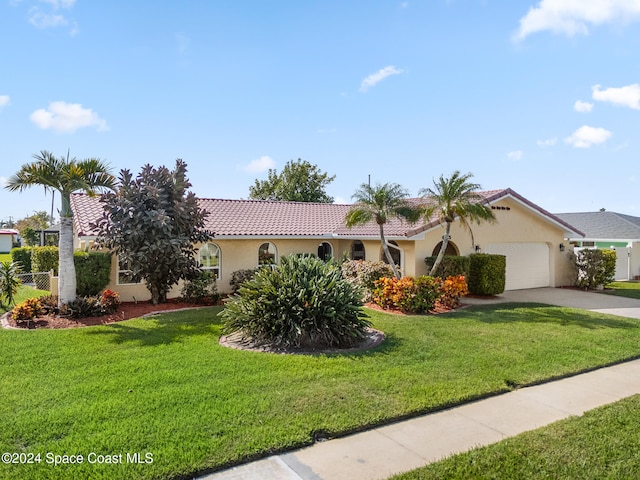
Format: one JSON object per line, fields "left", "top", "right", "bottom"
{"left": 74, "top": 250, "right": 112, "bottom": 296}
{"left": 468, "top": 253, "right": 506, "bottom": 296}
{"left": 10, "top": 247, "right": 34, "bottom": 273}
{"left": 32, "top": 246, "right": 59, "bottom": 275}
{"left": 424, "top": 255, "right": 470, "bottom": 279}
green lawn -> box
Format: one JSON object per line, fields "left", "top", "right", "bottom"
{"left": 0, "top": 285, "right": 50, "bottom": 314}
{"left": 1, "top": 303, "right": 640, "bottom": 479}
{"left": 0, "top": 253, "right": 11, "bottom": 262}
{"left": 391, "top": 394, "right": 640, "bottom": 479}
{"left": 606, "top": 280, "right": 640, "bottom": 299}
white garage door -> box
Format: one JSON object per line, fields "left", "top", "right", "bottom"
{"left": 484, "top": 243, "right": 550, "bottom": 290}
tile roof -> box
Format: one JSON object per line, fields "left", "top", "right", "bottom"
{"left": 71, "top": 188, "right": 580, "bottom": 239}
{"left": 554, "top": 211, "right": 640, "bottom": 240}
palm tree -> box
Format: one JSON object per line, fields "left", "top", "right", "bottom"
{"left": 420, "top": 171, "right": 496, "bottom": 276}
{"left": 345, "top": 182, "right": 422, "bottom": 279}
{"left": 5, "top": 151, "right": 116, "bottom": 306}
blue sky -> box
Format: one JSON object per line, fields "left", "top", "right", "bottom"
{"left": 2, "top": 0, "right": 640, "bottom": 223}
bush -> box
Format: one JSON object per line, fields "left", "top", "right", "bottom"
{"left": 75, "top": 251, "right": 112, "bottom": 296}
{"left": 38, "top": 294, "right": 60, "bottom": 316}
{"left": 11, "top": 298, "right": 43, "bottom": 323}
{"left": 0, "top": 261, "right": 22, "bottom": 307}
{"left": 32, "top": 246, "right": 58, "bottom": 275}
{"left": 424, "top": 256, "right": 470, "bottom": 279}
{"left": 220, "top": 254, "right": 370, "bottom": 349}
{"left": 11, "top": 247, "right": 33, "bottom": 273}
{"left": 229, "top": 269, "right": 258, "bottom": 293}
{"left": 100, "top": 289, "right": 121, "bottom": 314}
{"left": 373, "top": 276, "right": 443, "bottom": 313}
{"left": 341, "top": 260, "right": 395, "bottom": 302}
{"left": 574, "top": 248, "right": 617, "bottom": 289}
{"left": 62, "top": 296, "right": 104, "bottom": 319}
{"left": 437, "top": 275, "right": 469, "bottom": 309}
{"left": 468, "top": 253, "right": 506, "bottom": 296}
{"left": 181, "top": 270, "right": 220, "bottom": 304}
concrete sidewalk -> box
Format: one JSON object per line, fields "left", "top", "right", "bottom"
{"left": 199, "top": 288, "right": 640, "bottom": 480}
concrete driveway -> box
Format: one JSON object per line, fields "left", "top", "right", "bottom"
{"left": 461, "top": 287, "right": 640, "bottom": 320}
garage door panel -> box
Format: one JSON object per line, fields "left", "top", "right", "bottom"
{"left": 485, "top": 243, "right": 550, "bottom": 290}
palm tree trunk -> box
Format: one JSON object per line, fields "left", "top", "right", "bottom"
{"left": 379, "top": 223, "right": 401, "bottom": 279}
{"left": 429, "top": 222, "right": 452, "bottom": 277}
{"left": 58, "top": 215, "right": 77, "bottom": 306}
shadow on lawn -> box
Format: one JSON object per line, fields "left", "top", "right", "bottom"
{"left": 470, "top": 302, "right": 640, "bottom": 330}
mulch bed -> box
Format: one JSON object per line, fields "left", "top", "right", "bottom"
{"left": 5, "top": 299, "right": 214, "bottom": 330}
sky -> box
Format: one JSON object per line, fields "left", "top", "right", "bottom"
{"left": 2, "top": 0, "right": 640, "bottom": 224}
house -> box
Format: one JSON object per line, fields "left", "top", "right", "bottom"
{"left": 554, "top": 211, "right": 640, "bottom": 281}
{"left": 68, "top": 188, "right": 583, "bottom": 301}
{"left": 0, "top": 229, "right": 19, "bottom": 253}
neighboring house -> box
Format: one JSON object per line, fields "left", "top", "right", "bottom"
{"left": 68, "top": 188, "right": 583, "bottom": 301}
{"left": 0, "top": 229, "right": 20, "bottom": 253}
{"left": 555, "top": 211, "right": 640, "bottom": 281}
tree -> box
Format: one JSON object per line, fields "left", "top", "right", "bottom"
{"left": 93, "top": 160, "right": 214, "bottom": 305}
{"left": 249, "top": 158, "right": 336, "bottom": 203}
{"left": 345, "top": 182, "right": 422, "bottom": 279}
{"left": 15, "top": 210, "right": 50, "bottom": 246}
{"left": 420, "top": 171, "right": 496, "bottom": 276}
{"left": 5, "top": 151, "right": 115, "bottom": 306}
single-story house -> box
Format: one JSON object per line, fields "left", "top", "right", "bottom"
{"left": 0, "top": 229, "right": 19, "bottom": 253}
{"left": 554, "top": 211, "right": 640, "bottom": 281}
{"left": 67, "top": 188, "right": 583, "bottom": 301}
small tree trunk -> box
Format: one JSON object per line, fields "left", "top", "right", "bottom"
{"left": 379, "top": 223, "right": 401, "bottom": 279}
{"left": 58, "top": 216, "right": 77, "bottom": 307}
{"left": 429, "top": 222, "right": 452, "bottom": 277}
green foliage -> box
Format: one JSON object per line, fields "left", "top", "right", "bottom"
{"left": 74, "top": 250, "right": 112, "bottom": 296}
{"left": 229, "top": 268, "right": 258, "bottom": 293}
{"left": 0, "top": 261, "right": 22, "bottom": 307}
{"left": 220, "top": 254, "right": 369, "bottom": 349}
{"left": 575, "top": 248, "right": 617, "bottom": 289}
{"left": 20, "top": 226, "right": 39, "bottom": 246}
{"left": 92, "top": 160, "right": 213, "bottom": 304}
{"left": 248, "top": 158, "right": 336, "bottom": 203}
{"left": 341, "top": 259, "right": 395, "bottom": 302}
{"left": 181, "top": 270, "right": 220, "bottom": 304}
{"left": 10, "top": 247, "right": 33, "bottom": 273}
{"left": 31, "top": 246, "right": 58, "bottom": 274}
{"left": 61, "top": 290, "right": 121, "bottom": 319}
{"left": 424, "top": 255, "right": 470, "bottom": 279}
{"left": 468, "top": 253, "right": 506, "bottom": 296}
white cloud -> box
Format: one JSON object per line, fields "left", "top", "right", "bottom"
{"left": 565, "top": 125, "right": 612, "bottom": 148}
{"left": 40, "top": 0, "right": 77, "bottom": 8}
{"left": 537, "top": 137, "right": 557, "bottom": 147}
{"left": 514, "top": 0, "right": 640, "bottom": 41}
{"left": 243, "top": 156, "right": 275, "bottom": 174}
{"left": 30, "top": 101, "right": 109, "bottom": 133}
{"left": 360, "top": 66, "right": 404, "bottom": 92}
{"left": 26, "top": 0, "right": 77, "bottom": 33}
{"left": 592, "top": 83, "right": 640, "bottom": 110}
{"left": 0, "top": 96, "right": 9, "bottom": 108}
{"left": 507, "top": 150, "right": 523, "bottom": 160}
{"left": 574, "top": 100, "right": 593, "bottom": 112}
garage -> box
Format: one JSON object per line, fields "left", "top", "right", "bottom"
{"left": 484, "top": 242, "right": 550, "bottom": 290}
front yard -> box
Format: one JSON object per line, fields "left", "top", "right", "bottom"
{"left": 1, "top": 301, "right": 640, "bottom": 479}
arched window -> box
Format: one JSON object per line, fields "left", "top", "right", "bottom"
{"left": 350, "top": 240, "right": 365, "bottom": 260}
{"left": 317, "top": 242, "right": 333, "bottom": 261}
{"left": 199, "top": 242, "right": 221, "bottom": 278}
{"left": 431, "top": 241, "right": 459, "bottom": 257}
{"left": 381, "top": 240, "right": 402, "bottom": 267}
{"left": 258, "top": 242, "right": 277, "bottom": 268}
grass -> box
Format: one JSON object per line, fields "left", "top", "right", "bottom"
{"left": 0, "top": 253, "right": 11, "bottom": 262}
{"left": 605, "top": 280, "right": 640, "bottom": 299}
{"left": 0, "top": 285, "right": 50, "bottom": 314}
{"left": 391, "top": 394, "right": 640, "bottom": 479}
{"left": 1, "top": 303, "right": 640, "bottom": 479}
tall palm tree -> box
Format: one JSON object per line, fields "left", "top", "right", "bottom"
{"left": 5, "top": 150, "right": 116, "bottom": 306}
{"left": 345, "top": 182, "right": 422, "bottom": 279}
{"left": 420, "top": 171, "right": 496, "bottom": 276}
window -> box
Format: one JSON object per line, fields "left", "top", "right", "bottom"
{"left": 381, "top": 241, "right": 402, "bottom": 267}
{"left": 350, "top": 240, "right": 366, "bottom": 260}
{"left": 199, "top": 242, "right": 221, "bottom": 278}
{"left": 117, "top": 257, "right": 141, "bottom": 285}
{"left": 431, "top": 241, "right": 459, "bottom": 257}
{"left": 317, "top": 242, "right": 333, "bottom": 261}
{"left": 258, "top": 242, "right": 277, "bottom": 267}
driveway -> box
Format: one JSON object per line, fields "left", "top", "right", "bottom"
{"left": 461, "top": 287, "right": 640, "bottom": 320}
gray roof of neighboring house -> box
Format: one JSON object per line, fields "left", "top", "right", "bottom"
{"left": 554, "top": 211, "right": 640, "bottom": 241}
{"left": 70, "top": 188, "right": 582, "bottom": 239}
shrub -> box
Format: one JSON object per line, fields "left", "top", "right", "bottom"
{"left": 181, "top": 271, "right": 220, "bottom": 304}
{"left": 373, "top": 276, "right": 444, "bottom": 314}
{"left": 100, "top": 289, "right": 121, "bottom": 314}
{"left": 62, "top": 296, "right": 104, "bottom": 319}
{"left": 11, "top": 298, "right": 43, "bottom": 323}
{"left": 574, "top": 248, "right": 617, "bottom": 289}
{"left": 32, "top": 246, "right": 58, "bottom": 275}
{"left": 75, "top": 251, "right": 112, "bottom": 296}
{"left": 10, "top": 247, "right": 33, "bottom": 273}
{"left": 424, "top": 256, "right": 470, "bottom": 279}
{"left": 220, "top": 254, "right": 370, "bottom": 349}
{"left": 0, "top": 261, "right": 22, "bottom": 307}
{"left": 437, "top": 275, "right": 469, "bottom": 309}
{"left": 341, "top": 260, "right": 394, "bottom": 302}
{"left": 38, "top": 294, "right": 60, "bottom": 316}
{"left": 468, "top": 253, "right": 506, "bottom": 296}
{"left": 229, "top": 269, "right": 258, "bottom": 293}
